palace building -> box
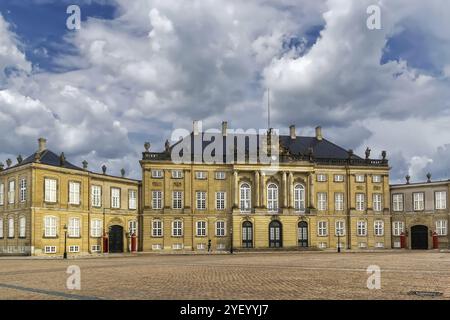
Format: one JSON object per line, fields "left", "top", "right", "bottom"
{"left": 390, "top": 175, "right": 449, "bottom": 249}
{"left": 0, "top": 122, "right": 394, "bottom": 255}
{"left": 0, "top": 138, "right": 140, "bottom": 256}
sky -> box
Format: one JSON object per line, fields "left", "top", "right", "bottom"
{"left": 0, "top": 0, "right": 449, "bottom": 182}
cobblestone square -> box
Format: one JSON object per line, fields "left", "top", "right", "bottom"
{"left": 1, "top": 251, "right": 450, "bottom": 300}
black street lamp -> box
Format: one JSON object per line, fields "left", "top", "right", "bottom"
{"left": 337, "top": 230, "right": 342, "bottom": 253}
{"left": 230, "top": 227, "right": 233, "bottom": 254}
{"left": 63, "top": 224, "right": 68, "bottom": 259}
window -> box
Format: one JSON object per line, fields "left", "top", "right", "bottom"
{"left": 196, "top": 191, "right": 206, "bottom": 210}
{"left": 215, "top": 171, "right": 226, "bottom": 180}
{"left": 129, "top": 220, "right": 137, "bottom": 236}
{"left": 436, "top": 220, "right": 448, "bottom": 236}
{"left": 152, "top": 244, "right": 162, "bottom": 250}
{"left": 172, "top": 191, "right": 183, "bottom": 209}
{"left": 267, "top": 183, "right": 279, "bottom": 212}
{"left": 0, "top": 183, "right": 4, "bottom": 205}
{"left": 171, "top": 170, "right": 183, "bottom": 179}
{"left": 44, "top": 246, "right": 57, "bottom": 254}
{"left": 356, "top": 193, "right": 365, "bottom": 211}
{"left": 69, "top": 182, "right": 80, "bottom": 205}
{"left": 372, "top": 175, "right": 382, "bottom": 183}
{"left": 68, "top": 217, "right": 80, "bottom": 237}
{"left": 374, "top": 220, "right": 384, "bottom": 236}
{"left": 318, "top": 221, "right": 328, "bottom": 236}
{"left": 172, "top": 243, "right": 183, "bottom": 250}
{"left": 197, "top": 243, "right": 206, "bottom": 250}
{"left": 334, "top": 174, "right": 344, "bottom": 182}
{"left": 335, "top": 220, "right": 345, "bottom": 236}
{"left": 8, "top": 217, "right": 14, "bottom": 238}
{"left": 239, "top": 183, "right": 251, "bottom": 212}
{"left": 20, "top": 178, "right": 27, "bottom": 202}
{"left": 392, "top": 221, "right": 404, "bottom": 236}
{"left": 318, "top": 242, "right": 327, "bottom": 249}
{"left": 435, "top": 191, "right": 447, "bottom": 210}
{"left": 196, "top": 221, "right": 207, "bottom": 236}
{"left": 195, "top": 171, "right": 207, "bottom": 179}
{"left": 44, "top": 178, "right": 57, "bottom": 203}
{"left": 91, "top": 219, "right": 102, "bottom": 237}
{"left": 335, "top": 193, "right": 344, "bottom": 211}
{"left": 317, "top": 192, "right": 327, "bottom": 211}
{"left": 69, "top": 245, "right": 80, "bottom": 253}
{"left": 373, "top": 194, "right": 383, "bottom": 212}
{"left": 216, "top": 192, "right": 226, "bottom": 210}
{"left": 91, "top": 186, "right": 102, "bottom": 207}
{"left": 0, "top": 218, "right": 3, "bottom": 238}
{"left": 294, "top": 184, "right": 305, "bottom": 212}
{"left": 355, "top": 174, "right": 365, "bottom": 183}
{"left": 91, "top": 245, "right": 101, "bottom": 253}
{"left": 111, "top": 188, "right": 121, "bottom": 208}
{"left": 129, "top": 190, "right": 137, "bottom": 209}
{"left": 413, "top": 192, "right": 425, "bottom": 211}
{"left": 357, "top": 221, "right": 367, "bottom": 236}
{"left": 216, "top": 221, "right": 226, "bottom": 236}
{"left": 151, "top": 170, "right": 163, "bottom": 178}
{"left": 44, "top": 216, "right": 57, "bottom": 237}
{"left": 152, "top": 220, "right": 163, "bottom": 237}
{"left": 375, "top": 242, "right": 384, "bottom": 248}
{"left": 152, "top": 191, "right": 163, "bottom": 209}
{"left": 392, "top": 194, "right": 404, "bottom": 212}
{"left": 317, "top": 174, "right": 327, "bottom": 182}
{"left": 172, "top": 220, "right": 183, "bottom": 236}
{"left": 8, "top": 180, "right": 15, "bottom": 204}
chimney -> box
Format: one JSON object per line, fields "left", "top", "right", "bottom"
{"left": 38, "top": 138, "right": 47, "bottom": 152}
{"left": 289, "top": 125, "right": 296, "bottom": 139}
{"left": 315, "top": 126, "right": 323, "bottom": 141}
{"left": 193, "top": 120, "right": 200, "bottom": 136}
{"left": 222, "top": 121, "right": 228, "bottom": 136}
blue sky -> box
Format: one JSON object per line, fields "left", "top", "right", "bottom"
{"left": 0, "top": 0, "right": 450, "bottom": 182}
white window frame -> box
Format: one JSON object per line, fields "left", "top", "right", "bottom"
{"left": 44, "top": 216, "right": 57, "bottom": 237}
{"left": 436, "top": 220, "right": 448, "bottom": 236}
{"left": 413, "top": 192, "right": 425, "bottom": 211}
{"left": 317, "top": 174, "right": 327, "bottom": 182}
{"left": 8, "top": 217, "right": 14, "bottom": 238}
{"left": 267, "top": 183, "right": 279, "bottom": 212}
{"left": 239, "top": 183, "right": 251, "bottom": 212}
{"left": 171, "top": 170, "right": 183, "bottom": 179}
{"left": 372, "top": 175, "right": 382, "bottom": 183}
{"left": 317, "top": 192, "right": 327, "bottom": 211}
{"left": 196, "top": 220, "right": 207, "bottom": 237}
{"left": 357, "top": 221, "right": 367, "bottom": 236}
{"left": 216, "top": 220, "right": 226, "bottom": 236}
{"left": 356, "top": 193, "right": 365, "bottom": 211}
{"left": 196, "top": 191, "right": 207, "bottom": 210}
{"left": 91, "top": 245, "right": 101, "bottom": 253}
{"left": 91, "top": 185, "right": 102, "bottom": 207}
{"left": 91, "top": 219, "right": 102, "bottom": 237}
{"left": 355, "top": 174, "right": 365, "bottom": 183}
{"left": 334, "top": 174, "right": 344, "bottom": 182}
{"left": 373, "top": 193, "right": 383, "bottom": 212}
{"left": 435, "top": 191, "right": 447, "bottom": 210}
{"left": 216, "top": 191, "right": 226, "bottom": 210}
{"left": 152, "top": 190, "right": 163, "bottom": 209}
{"left": 69, "top": 181, "right": 81, "bottom": 205}
{"left": 44, "top": 178, "right": 57, "bottom": 203}
{"left": 0, "top": 183, "right": 4, "bottom": 205}
{"left": 128, "top": 220, "right": 138, "bottom": 236}
{"left": 392, "top": 221, "right": 404, "bottom": 236}
{"left": 8, "top": 180, "right": 15, "bottom": 204}
{"left": 151, "top": 170, "right": 163, "bottom": 178}
{"left": 318, "top": 221, "right": 328, "bottom": 236}
{"left": 152, "top": 220, "right": 163, "bottom": 237}
{"left": 335, "top": 192, "right": 344, "bottom": 211}
{"left": 44, "top": 246, "right": 57, "bottom": 254}
{"left": 215, "top": 171, "right": 226, "bottom": 180}
{"left": 68, "top": 217, "right": 80, "bottom": 238}
{"left": 294, "top": 184, "right": 305, "bottom": 212}
{"left": 195, "top": 171, "right": 207, "bottom": 180}
{"left": 335, "top": 220, "right": 345, "bottom": 236}
{"left": 69, "top": 245, "right": 80, "bottom": 253}
{"left": 111, "top": 188, "right": 121, "bottom": 209}
{"left": 172, "top": 220, "right": 183, "bottom": 237}
{"left": 20, "top": 178, "right": 27, "bottom": 202}
{"left": 392, "top": 194, "right": 404, "bottom": 212}
{"left": 0, "top": 218, "right": 3, "bottom": 238}
{"left": 172, "top": 191, "right": 183, "bottom": 209}
{"left": 374, "top": 220, "right": 384, "bottom": 236}
{"left": 128, "top": 190, "right": 137, "bottom": 210}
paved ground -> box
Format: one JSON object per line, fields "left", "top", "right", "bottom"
{"left": 1, "top": 251, "right": 450, "bottom": 300}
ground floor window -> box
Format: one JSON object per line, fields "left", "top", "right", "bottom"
{"left": 436, "top": 220, "right": 448, "bottom": 236}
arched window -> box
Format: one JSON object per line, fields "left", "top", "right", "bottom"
{"left": 8, "top": 217, "right": 14, "bottom": 238}
{"left": 242, "top": 221, "right": 253, "bottom": 248}
{"left": 19, "top": 216, "right": 26, "bottom": 238}
{"left": 294, "top": 184, "right": 306, "bottom": 212}
{"left": 267, "top": 183, "right": 278, "bottom": 212}
{"left": 240, "top": 183, "right": 251, "bottom": 212}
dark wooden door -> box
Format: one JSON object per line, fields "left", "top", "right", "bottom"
{"left": 242, "top": 221, "right": 253, "bottom": 248}
{"left": 411, "top": 225, "right": 428, "bottom": 249}
{"left": 109, "top": 225, "right": 124, "bottom": 253}
{"left": 298, "top": 221, "right": 308, "bottom": 247}
{"left": 269, "top": 221, "right": 282, "bottom": 248}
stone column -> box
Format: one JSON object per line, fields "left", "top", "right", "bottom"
{"left": 282, "top": 171, "right": 287, "bottom": 208}
{"left": 233, "top": 170, "right": 238, "bottom": 208}
{"left": 309, "top": 173, "right": 315, "bottom": 208}
{"left": 255, "top": 171, "right": 260, "bottom": 208}
{"left": 260, "top": 172, "right": 266, "bottom": 208}
{"left": 288, "top": 172, "right": 293, "bottom": 208}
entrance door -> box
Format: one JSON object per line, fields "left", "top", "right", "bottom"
{"left": 298, "top": 221, "right": 308, "bottom": 247}
{"left": 269, "top": 221, "right": 282, "bottom": 248}
{"left": 109, "top": 225, "right": 124, "bottom": 253}
{"left": 242, "top": 221, "right": 253, "bottom": 248}
{"left": 411, "top": 225, "right": 428, "bottom": 249}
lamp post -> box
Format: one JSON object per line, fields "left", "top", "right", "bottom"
{"left": 230, "top": 227, "right": 233, "bottom": 254}
{"left": 63, "top": 224, "right": 68, "bottom": 259}
{"left": 337, "top": 229, "right": 341, "bottom": 253}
